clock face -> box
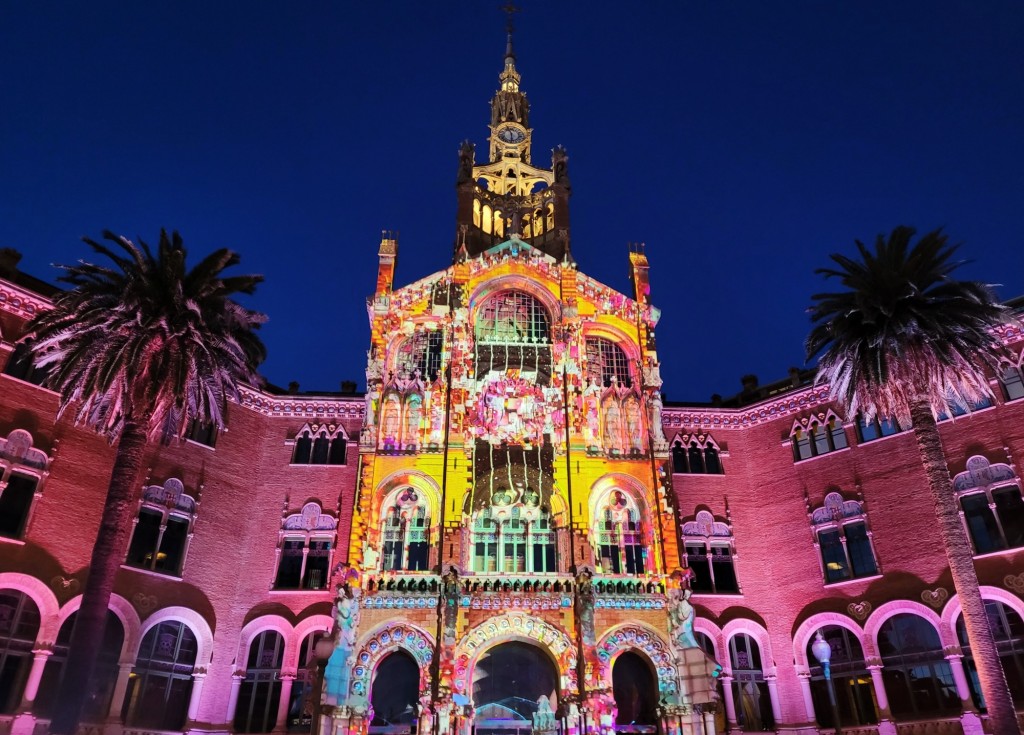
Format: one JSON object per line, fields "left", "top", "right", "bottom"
{"left": 498, "top": 126, "right": 526, "bottom": 144}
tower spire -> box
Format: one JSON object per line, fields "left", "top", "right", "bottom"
{"left": 502, "top": 3, "right": 518, "bottom": 62}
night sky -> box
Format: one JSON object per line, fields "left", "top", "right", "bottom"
{"left": 3, "top": 2, "right": 1022, "bottom": 403}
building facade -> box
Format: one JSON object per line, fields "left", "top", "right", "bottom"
{"left": 2, "top": 27, "right": 1024, "bottom": 735}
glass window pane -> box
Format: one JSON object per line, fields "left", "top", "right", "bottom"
{"left": 0, "top": 474, "right": 36, "bottom": 538}
{"left": 126, "top": 509, "right": 162, "bottom": 569}
{"left": 845, "top": 523, "right": 877, "bottom": 577}
{"left": 961, "top": 494, "right": 1004, "bottom": 554}
{"left": 819, "top": 529, "right": 850, "bottom": 583}
{"left": 994, "top": 488, "right": 1024, "bottom": 549}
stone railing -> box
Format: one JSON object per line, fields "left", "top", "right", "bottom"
{"left": 362, "top": 572, "right": 441, "bottom": 610}
{"left": 461, "top": 573, "right": 575, "bottom": 612}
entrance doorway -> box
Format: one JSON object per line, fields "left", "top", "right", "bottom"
{"left": 369, "top": 650, "right": 420, "bottom": 735}
{"left": 473, "top": 641, "right": 559, "bottom": 735}
{"left": 612, "top": 652, "right": 658, "bottom": 734}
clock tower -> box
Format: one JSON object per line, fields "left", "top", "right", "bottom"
{"left": 454, "top": 22, "right": 572, "bottom": 261}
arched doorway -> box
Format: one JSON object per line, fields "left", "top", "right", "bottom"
{"left": 370, "top": 650, "right": 420, "bottom": 734}
{"left": 473, "top": 642, "right": 558, "bottom": 735}
{"left": 612, "top": 652, "right": 658, "bottom": 732}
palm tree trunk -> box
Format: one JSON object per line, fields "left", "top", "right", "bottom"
{"left": 49, "top": 419, "right": 149, "bottom": 735}
{"left": 909, "top": 398, "right": 1020, "bottom": 735}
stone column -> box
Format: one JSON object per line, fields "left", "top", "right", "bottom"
{"left": 226, "top": 672, "right": 245, "bottom": 725}
{"left": 108, "top": 662, "right": 135, "bottom": 721}
{"left": 867, "top": 664, "right": 896, "bottom": 735}
{"left": 18, "top": 649, "right": 53, "bottom": 710}
{"left": 719, "top": 675, "right": 738, "bottom": 729}
{"left": 765, "top": 673, "right": 782, "bottom": 725}
{"left": 276, "top": 673, "right": 296, "bottom": 731}
{"left": 796, "top": 671, "right": 816, "bottom": 722}
{"left": 946, "top": 655, "right": 984, "bottom": 735}
{"left": 187, "top": 671, "right": 208, "bottom": 723}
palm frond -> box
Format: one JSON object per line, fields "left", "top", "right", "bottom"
{"left": 806, "top": 226, "right": 1019, "bottom": 425}
{"left": 22, "top": 230, "right": 267, "bottom": 442}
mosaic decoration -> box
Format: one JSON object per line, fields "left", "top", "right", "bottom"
{"left": 595, "top": 625, "right": 677, "bottom": 694}
{"left": 351, "top": 623, "right": 434, "bottom": 698}
{"left": 453, "top": 614, "right": 577, "bottom": 695}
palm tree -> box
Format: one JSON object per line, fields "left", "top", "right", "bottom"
{"left": 24, "top": 230, "right": 267, "bottom": 735}
{"left": 807, "top": 226, "right": 1021, "bottom": 735}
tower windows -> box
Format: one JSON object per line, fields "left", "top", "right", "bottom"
{"left": 274, "top": 502, "right": 337, "bottom": 590}
{"left": 670, "top": 434, "right": 724, "bottom": 475}
{"left": 594, "top": 489, "right": 647, "bottom": 575}
{"left": 681, "top": 510, "right": 739, "bottom": 594}
{"left": 585, "top": 337, "right": 632, "bottom": 388}
{"left": 380, "top": 488, "right": 431, "bottom": 572}
{"left": 809, "top": 492, "right": 878, "bottom": 584}
{"left": 471, "top": 503, "right": 556, "bottom": 574}
{"left": 292, "top": 423, "right": 348, "bottom": 465}
{"left": 855, "top": 414, "right": 903, "bottom": 442}
{"left": 791, "top": 411, "right": 848, "bottom": 461}
{"left": 125, "top": 478, "right": 197, "bottom": 577}
{"left": 476, "top": 291, "right": 550, "bottom": 345}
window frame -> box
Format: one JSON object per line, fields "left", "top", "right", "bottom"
{"left": 791, "top": 411, "right": 848, "bottom": 462}
{"left": 273, "top": 502, "right": 338, "bottom": 591}
{"left": 472, "top": 503, "right": 558, "bottom": 575}
{"left": 124, "top": 479, "right": 198, "bottom": 578}
{"left": 0, "top": 429, "right": 50, "bottom": 542}
{"left": 809, "top": 492, "right": 879, "bottom": 585}
{"left": 681, "top": 510, "right": 739, "bottom": 594}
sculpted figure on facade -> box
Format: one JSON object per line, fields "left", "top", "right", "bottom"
{"left": 533, "top": 696, "right": 556, "bottom": 733}
{"left": 666, "top": 574, "right": 698, "bottom": 651}
{"left": 442, "top": 566, "right": 460, "bottom": 645}
{"left": 581, "top": 378, "right": 601, "bottom": 448}
{"left": 324, "top": 580, "right": 362, "bottom": 705}
{"left": 648, "top": 390, "right": 668, "bottom": 450}
{"left": 576, "top": 567, "right": 596, "bottom": 647}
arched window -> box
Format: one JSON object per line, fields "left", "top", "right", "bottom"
{"left": 123, "top": 621, "right": 199, "bottom": 730}
{"left": 585, "top": 337, "right": 632, "bottom": 388}
{"left": 805, "top": 626, "right": 877, "bottom": 727}
{"left": 35, "top": 610, "right": 124, "bottom": 721}
{"left": 287, "top": 630, "right": 328, "bottom": 732}
{"left": 3, "top": 339, "right": 50, "bottom": 386}
{"left": 952, "top": 456, "right": 1024, "bottom": 554}
{"left": 810, "top": 493, "right": 878, "bottom": 584}
{"left": 856, "top": 413, "right": 903, "bottom": 442}
{"left": 670, "top": 434, "right": 724, "bottom": 475}
{"left": 370, "top": 650, "right": 420, "bottom": 728}
{"left": 292, "top": 424, "right": 348, "bottom": 466}
{"left": 682, "top": 511, "right": 738, "bottom": 594}
{"left": 729, "top": 634, "right": 774, "bottom": 731}
{"left": 236, "top": 630, "right": 285, "bottom": 733}
{"left": 396, "top": 330, "right": 444, "bottom": 383}
{"left": 877, "top": 613, "right": 960, "bottom": 717}
{"left": 125, "top": 478, "right": 197, "bottom": 577}
{"left": 0, "top": 429, "right": 49, "bottom": 540}
{"left": 957, "top": 601, "right": 1024, "bottom": 709}
{"left": 792, "top": 412, "right": 847, "bottom": 462}
{"left": 595, "top": 490, "right": 646, "bottom": 575}
{"left": 473, "top": 199, "right": 482, "bottom": 228}
{"left": 475, "top": 291, "right": 550, "bottom": 344}
{"left": 0, "top": 590, "right": 40, "bottom": 714}
{"left": 381, "top": 488, "right": 431, "bottom": 572}
{"left": 612, "top": 651, "right": 658, "bottom": 726}
{"left": 472, "top": 503, "right": 556, "bottom": 574}
{"left": 1001, "top": 363, "right": 1024, "bottom": 402}
{"left": 275, "top": 502, "right": 337, "bottom": 590}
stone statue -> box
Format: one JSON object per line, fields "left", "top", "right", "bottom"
{"left": 533, "top": 696, "right": 556, "bottom": 733}
{"left": 324, "top": 583, "right": 362, "bottom": 705}
{"left": 667, "top": 586, "right": 698, "bottom": 650}
{"left": 576, "top": 568, "right": 596, "bottom": 647}
{"left": 648, "top": 391, "right": 667, "bottom": 449}
{"left": 442, "top": 566, "right": 460, "bottom": 645}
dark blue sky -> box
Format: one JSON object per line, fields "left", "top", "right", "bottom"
{"left": 3, "top": 2, "right": 1022, "bottom": 402}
